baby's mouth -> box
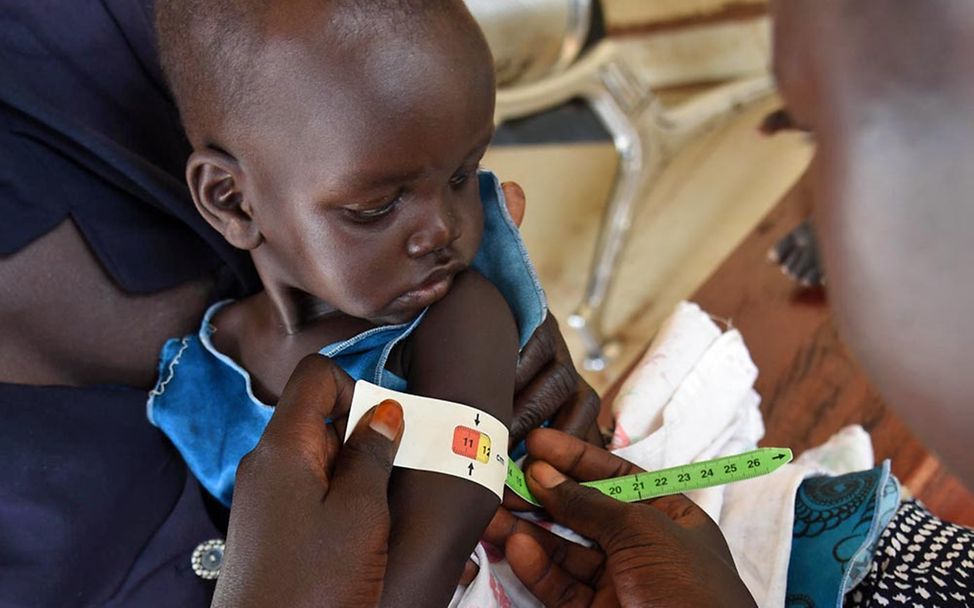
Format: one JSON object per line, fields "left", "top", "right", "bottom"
{"left": 395, "top": 262, "right": 467, "bottom": 310}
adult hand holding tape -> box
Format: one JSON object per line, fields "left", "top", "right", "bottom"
{"left": 212, "top": 355, "right": 404, "bottom": 608}
{"left": 488, "top": 429, "right": 757, "bottom": 608}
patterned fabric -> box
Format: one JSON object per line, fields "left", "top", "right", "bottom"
{"left": 786, "top": 462, "right": 902, "bottom": 607}
{"left": 846, "top": 500, "right": 974, "bottom": 607}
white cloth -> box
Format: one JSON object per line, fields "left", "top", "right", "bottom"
{"left": 721, "top": 425, "right": 874, "bottom": 606}
{"left": 452, "top": 301, "right": 876, "bottom": 607}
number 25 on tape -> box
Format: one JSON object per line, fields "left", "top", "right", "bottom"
{"left": 452, "top": 426, "right": 491, "bottom": 464}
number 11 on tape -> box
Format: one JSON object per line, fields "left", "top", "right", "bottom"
{"left": 505, "top": 447, "right": 793, "bottom": 506}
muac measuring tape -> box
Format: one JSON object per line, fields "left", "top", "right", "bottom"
{"left": 345, "top": 381, "right": 793, "bottom": 503}
{"left": 504, "top": 446, "right": 792, "bottom": 507}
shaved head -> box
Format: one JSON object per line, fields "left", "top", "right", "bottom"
{"left": 155, "top": 0, "right": 486, "bottom": 147}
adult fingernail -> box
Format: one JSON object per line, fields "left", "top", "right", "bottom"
{"left": 529, "top": 461, "right": 566, "bottom": 489}
{"left": 370, "top": 399, "right": 403, "bottom": 441}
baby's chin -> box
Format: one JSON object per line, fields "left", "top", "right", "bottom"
{"left": 367, "top": 282, "right": 455, "bottom": 327}
{"left": 363, "top": 307, "right": 425, "bottom": 327}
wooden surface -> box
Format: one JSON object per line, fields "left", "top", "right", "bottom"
{"left": 601, "top": 175, "right": 974, "bottom": 527}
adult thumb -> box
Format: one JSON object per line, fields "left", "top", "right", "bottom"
{"left": 326, "top": 400, "right": 404, "bottom": 507}
{"left": 526, "top": 461, "right": 644, "bottom": 548}
{"left": 502, "top": 181, "right": 526, "bottom": 228}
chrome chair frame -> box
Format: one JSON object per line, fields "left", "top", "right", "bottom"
{"left": 473, "top": 2, "right": 774, "bottom": 369}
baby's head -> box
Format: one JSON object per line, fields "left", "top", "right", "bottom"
{"left": 156, "top": 0, "right": 495, "bottom": 325}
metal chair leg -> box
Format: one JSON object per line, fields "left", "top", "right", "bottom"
{"left": 496, "top": 41, "right": 774, "bottom": 370}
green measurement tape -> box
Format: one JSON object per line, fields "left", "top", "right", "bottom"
{"left": 505, "top": 447, "right": 793, "bottom": 506}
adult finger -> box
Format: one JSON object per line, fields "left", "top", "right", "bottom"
{"left": 506, "top": 534, "right": 595, "bottom": 608}
{"left": 244, "top": 355, "right": 354, "bottom": 494}
{"left": 514, "top": 314, "right": 560, "bottom": 394}
{"left": 548, "top": 381, "right": 602, "bottom": 443}
{"left": 512, "top": 315, "right": 603, "bottom": 445}
{"left": 526, "top": 429, "right": 642, "bottom": 482}
{"left": 484, "top": 507, "right": 604, "bottom": 582}
{"left": 319, "top": 399, "right": 404, "bottom": 565}
{"left": 526, "top": 461, "right": 656, "bottom": 547}
{"left": 501, "top": 181, "right": 526, "bottom": 228}
{"left": 502, "top": 487, "right": 540, "bottom": 512}
{"left": 326, "top": 399, "right": 404, "bottom": 509}
{"left": 511, "top": 359, "right": 575, "bottom": 442}
{"left": 264, "top": 354, "right": 355, "bottom": 447}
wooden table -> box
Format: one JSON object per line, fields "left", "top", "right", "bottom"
{"left": 601, "top": 177, "right": 974, "bottom": 527}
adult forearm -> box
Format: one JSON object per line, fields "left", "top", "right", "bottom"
{"left": 813, "top": 100, "right": 974, "bottom": 486}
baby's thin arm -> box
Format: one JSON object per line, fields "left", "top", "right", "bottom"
{"left": 380, "top": 270, "right": 518, "bottom": 608}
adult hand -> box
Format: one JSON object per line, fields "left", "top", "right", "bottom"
{"left": 212, "top": 355, "right": 405, "bottom": 608}
{"left": 499, "top": 180, "right": 602, "bottom": 449}
{"left": 488, "top": 429, "right": 755, "bottom": 607}
{"left": 511, "top": 314, "right": 603, "bottom": 448}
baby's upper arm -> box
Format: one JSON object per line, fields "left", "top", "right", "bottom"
{"left": 378, "top": 270, "right": 519, "bottom": 607}
{"left": 405, "top": 269, "right": 518, "bottom": 420}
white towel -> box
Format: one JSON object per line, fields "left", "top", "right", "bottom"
{"left": 610, "top": 301, "right": 723, "bottom": 449}
{"left": 452, "top": 301, "right": 875, "bottom": 607}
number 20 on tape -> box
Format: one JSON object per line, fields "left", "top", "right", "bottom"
{"left": 452, "top": 426, "right": 491, "bottom": 464}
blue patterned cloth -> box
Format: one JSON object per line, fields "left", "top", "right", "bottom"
{"left": 147, "top": 171, "right": 547, "bottom": 506}
{"left": 787, "top": 462, "right": 902, "bottom": 607}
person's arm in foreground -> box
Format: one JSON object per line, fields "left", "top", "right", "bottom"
{"left": 487, "top": 429, "right": 755, "bottom": 607}
{"left": 212, "top": 355, "right": 403, "bottom": 608}
{"left": 771, "top": 0, "right": 974, "bottom": 486}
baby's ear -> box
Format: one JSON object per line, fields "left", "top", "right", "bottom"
{"left": 186, "top": 148, "right": 262, "bottom": 250}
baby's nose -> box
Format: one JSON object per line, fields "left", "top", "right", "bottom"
{"left": 406, "top": 200, "right": 461, "bottom": 258}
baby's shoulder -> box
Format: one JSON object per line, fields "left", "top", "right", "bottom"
{"left": 441, "top": 269, "right": 510, "bottom": 314}
{"left": 422, "top": 269, "right": 515, "bottom": 334}
{"left": 401, "top": 269, "right": 517, "bottom": 368}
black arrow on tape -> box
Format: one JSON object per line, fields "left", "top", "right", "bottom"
{"left": 474, "top": 414, "right": 480, "bottom": 426}
{"left": 773, "top": 454, "right": 786, "bottom": 460}
{"left": 468, "top": 463, "right": 474, "bottom": 476}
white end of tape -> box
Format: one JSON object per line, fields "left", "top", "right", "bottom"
{"left": 344, "top": 380, "right": 509, "bottom": 500}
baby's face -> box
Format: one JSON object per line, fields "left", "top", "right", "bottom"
{"left": 240, "top": 15, "right": 496, "bottom": 325}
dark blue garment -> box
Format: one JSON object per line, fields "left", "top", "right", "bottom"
{"left": 0, "top": 2, "right": 257, "bottom": 606}
{"left": 0, "top": 383, "right": 222, "bottom": 607}
{"left": 0, "top": 0, "right": 258, "bottom": 294}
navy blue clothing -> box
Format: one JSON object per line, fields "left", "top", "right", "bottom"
{"left": 0, "top": 0, "right": 258, "bottom": 294}
{"left": 0, "top": 2, "right": 257, "bottom": 606}
{"left": 0, "top": 384, "right": 223, "bottom": 607}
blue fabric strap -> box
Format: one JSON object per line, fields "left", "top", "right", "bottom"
{"left": 786, "top": 462, "right": 901, "bottom": 607}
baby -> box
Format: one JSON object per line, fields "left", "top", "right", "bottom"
{"left": 148, "top": 1, "right": 547, "bottom": 605}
